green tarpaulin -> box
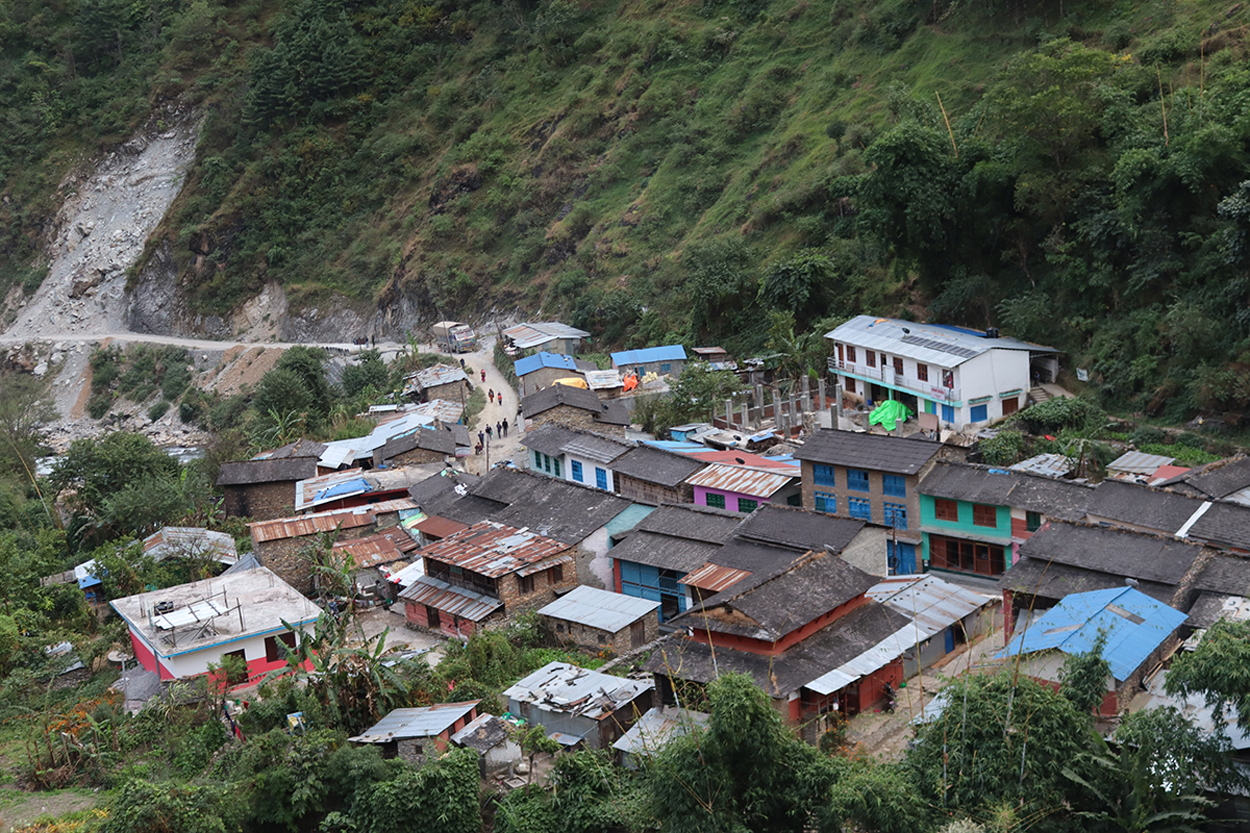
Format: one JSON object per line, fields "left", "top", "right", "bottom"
{"left": 869, "top": 399, "right": 914, "bottom": 431}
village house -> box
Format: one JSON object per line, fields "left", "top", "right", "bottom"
{"left": 514, "top": 351, "right": 597, "bottom": 396}
{"left": 502, "top": 322, "right": 591, "bottom": 355}
{"left": 610, "top": 503, "right": 889, "bottom": 622}
{"left": 865, "top": 574, "right": 1000, "bottom": 675}
{"left": 400, "top": 521, "right": 578, "bottom": 637}
{"left": 348, "top": 701, "right": 480, "bottom": 764}
{"left": 1083, "top": 478, "right": 1250, "bottom": 554}
{"left": 685, "top": 461, "right": 801, "bottom": 514}
{"left": 609, "top": 504, "right": 742, "bottom": 622}
{"left": 999, "top": 521, "right": 1211, "bottom": 639}
{"left": 610, "top": 345, "right": 688, "bottom": 378}
{"left": 1105, "top": 450, "right": 1179, "bottom": 483}
{"left": 433, "top": 466, "right": 648, "bottom": 589}
{"left": 330, "top": 532, "right": 413, "bottom": 596}
{"left": 404, "top": 363, "right": 472, "bottom": 403}
{"left": 372, "top": 427, "right": 457, "bottom": 469}
{"left": 109, "top": 565, "right": 319, "bottom": 685}
{"left": 643, "top": 547, "right": 911, "bottom": 741}
{"left": 916, "top": 461, "right": 1092, "bottom": 578}
{"left": 537, "top": 585, "right": 661, "bottom": 655}
{"left": 612, "top": 706, "right": 710, "bottom": 769}
{"left": 521, "top": 385, "right": 631, "bottom": 437}
{"left": 503, "top": 661, "right": 654, "bottom": 750}
{"left": 217, "top": 456, "right": 319, "bottom": 520}
{"left": 295, "top": 466, "right": 441, "bottom": 513}
{"left": 1156, "top": 454, "right": 1250, "bottom": 505}
{"left": 248, "top": 507, "right": 378, "bottom": 594}
{"left": 998, "top": 587, "right": 1188, "bottom": 717}
{"left": 610, "top": 444, "right": 707, "bottom": 506}
{"left": 451, "top": 713, "right": 522, "bottom": 778}
{"left": 691, "top": 347, "right": 735, "bottom": 369}
{"left": 143, "top": 526, "right": 238, "bottom": 566}
{"left": 795, "top": 429, "right": 943, "bottom": 574}
{"left": 521, "top": 424, "right": 632, "bottom": 491}
{"left": 1183, "top": 553, "right": 1250, "bottom": 635}
{"left": 825, "top": 315, "right": 1060, "bottom": 431}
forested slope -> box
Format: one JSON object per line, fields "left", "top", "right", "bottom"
{"left": 3, "top": 0, "right": 1250, "bottom": 418}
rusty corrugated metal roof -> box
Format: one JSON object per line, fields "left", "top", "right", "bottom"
{"left": 399, "top": 575, "right": 502, "bottom": 621}
{"left": 333, "top": 534, "right": 404, "bottom": 567}
{"left": 415, "top": 515, "right": 470, "bottom": 539}
{"left": 685, "top": 463, "right": 795, "bottom": 498}
{"left": 365, "top": 498, "right": 420, "bottom": 513}
{"left": 419, "top": 521, "right": 569, "bottom": 578}
{"left": 680, "top": 562, "right": 752, "bottom": 593}
{"left": 377, "top": 527, "right": 420, "bottom": 553}
{"left": 249, "top": 507, "right": 375, "bottom": 543}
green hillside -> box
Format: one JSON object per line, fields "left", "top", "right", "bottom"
{"left": 3, "top": 0, "right": 1250, "bottom": 418}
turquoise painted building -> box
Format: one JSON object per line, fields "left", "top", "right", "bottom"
{"left": 918, "top": 492, "right": 1012, "bottom": 577}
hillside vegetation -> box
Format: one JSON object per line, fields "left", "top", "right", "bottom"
{"left": 3, "top": 0, "right": 1250, "bottom": 418}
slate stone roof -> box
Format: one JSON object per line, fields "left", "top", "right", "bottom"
{"left": 918, "top": 462, "right": 1092, "bottom": 520}
{"left": 521, "top": 424, "right": 581, "bottom": 457}
{"left": 377, "top": 428, "right": 457, "bottom": 461}
{"left": 452, "top": 713, "right": 511, "bottom": 754}
{"left": 635, "top": 503, "right": 743, "bottom": 543}
{"left": 734, "top": 504, "right": 866, "bottom": 554}
{"left": 608, "top": 532, "right": 725, "bottom": 573}
{"left": 437, "top": 467, "right": 637, "bottom": 545}
{"left": 521, "top": 385, "right": 631, "bottom": 425}
{"left": 1084, "top": 479, "right": 1206, "bottom": 534}
{"left": 1158, "top": 455, "right": 1250, "bottom": 499}
{"left": 612, "top": 445, "right": 708, "bottom": 487}
{"left": 677, "top": 550, "right": 878, "bottom": 640}
{"left": 521, "top": 424, "right": 632, "bottom": 463}
{"left": 1001, "top": 522, "right": 1207, "bottom": 602}
{"left": 1193, "top": 553, "right": 1250, "bottom": 596}
{"left": 794, "top": 429, "right": 941, "bottom": 475}
{"left": 217, "top": 456, "right": 320, "bottom": 487}
{"left": 1186, "top": 502, "right": 1250, "bottom": 551}
{"left": 643, "top": 602, "right": 910, "bottom": 697}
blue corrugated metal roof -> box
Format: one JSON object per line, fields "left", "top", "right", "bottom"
{"left": 611, "top": 345, "right": 687, "bottom": 365}
{"left": 515, "top": 351, "right": 580, "bottom": 376}
{"left": 997, "top": 586, "right": 1187, "bottom": 681}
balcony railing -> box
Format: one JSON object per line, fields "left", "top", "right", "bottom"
{"left": 827, "top": 358, "right": 960, "bottom": 402}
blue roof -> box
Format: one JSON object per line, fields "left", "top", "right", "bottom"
{"left": 997, "top": 587, "right": 1187, "bottom": 681}
{"left": 315, "top": 477, "right": 371, "bottom": 502}
{"left": 515, "top": 352, "right": 580, "bottom": 376}
{"left": 611, "top": 345, "right": 687, "bottom": 365}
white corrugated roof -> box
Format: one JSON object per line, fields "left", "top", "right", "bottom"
{"left": 804, "top": 625, "right": 917, "bottom": 695}
{"left": 825, "top": 315, "right": 1057, "bottom": 368}
{"left": 538, "top": 586, "right": 659, "bottom": 633}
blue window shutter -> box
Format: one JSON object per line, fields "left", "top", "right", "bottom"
{"left": 596, "top": 467, "right": 608, "bottom": 489}
{"left": 571, "top": 460, "right": 583, "bottom": 482}
{"left": 941, "top": 404, "right": 955, "bottom": 422}
{"left": 970, "top": 404, "right": 988, "bottom": 422}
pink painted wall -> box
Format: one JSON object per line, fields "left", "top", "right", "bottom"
{"left": 693, "top": 485, "right": 770, "bottom": 513}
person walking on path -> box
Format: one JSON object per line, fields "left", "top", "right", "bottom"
{"left": 496, "top": 421, "right": 502, "bottom": 437}
{"left": 502, "top": 418, "right": 509, "bottom": 437}
{"left": 488, "top": 389, "right": 495, "bottom": 404}
{"left": 478, "top": 431, "right": 485, "bottom": 447}
{"left": 480, "top": 369, "right": 486, "bottom": 383}
{"left": 486, "top": 425, "right": 493, "bottom": 439}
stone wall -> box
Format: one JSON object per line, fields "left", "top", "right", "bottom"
{"left": 497, "top": 559, "right": 578, "bottom": 616}
{"left": 544, "top": 610, "right": 660, "bottom": 657}
{"left": 615, "top": 475, "right": 691, "bottom": 507}
{"left": 223, "top": 481, "right": 296, "bottom": 520}
{"left": 257, "top": 525, "right": 373, "bottom": 595}
{"left": 425, "top": 380, "right": 469, "bottom": 403}
{"left": 383, "top": 446, "right": 446, "bottom": 468}
{"left": 528, "top": 405, "right": 625, "bottom": 437}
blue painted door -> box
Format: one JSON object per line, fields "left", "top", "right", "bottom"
{"left": 944, "top": 627, "right": 956, "bottom": 653}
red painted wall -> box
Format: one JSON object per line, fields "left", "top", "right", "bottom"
{"left": 689, "top": 595, "right": 870, "bottom": 656}
{"left": 130, "top": 630, "right": 156, "bottom": 673}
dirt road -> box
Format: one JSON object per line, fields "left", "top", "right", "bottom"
{"left": 462, "top": 335, "right": 522, "bottom": 475}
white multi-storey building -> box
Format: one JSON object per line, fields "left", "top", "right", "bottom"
{"left": 825, "top": 316, "right": 1059, "bottom": 431}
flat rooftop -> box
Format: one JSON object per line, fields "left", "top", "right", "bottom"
{"left": 110, "top": 567, "right": 319, "bottom": 658}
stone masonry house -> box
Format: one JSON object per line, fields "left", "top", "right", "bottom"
{"left": 217, "top": 456, "right": 320, "bottom": 520}
{"left": 372, "top": 428, "right": 457, "bottom": 469}
{"left": 521, "top": 385, "right": 631, "bottom": 437}
{"left": 515, "top": 351, "right": 597, "bottom": 397}
{"left": 611, "top": 444, "right": 707, "bottom": 506}
{"left": 521, "top": 424, "right": 632, "bottom": 491}
{"left": 795, "top": 429, "right": 943, "bottom": 575}
{"left": 538, "top": 585, "right": 661, "bottom": 655}
{"left": 400, "top": 521, "right": 578, "bottom": 637}
{"left": 349, "top": 701, "right": 480, "bottom": 764}
{"left": 248, "top": 507, "right": 378, "bottom": 594}
{"left": 503, "top": 661, "right": 653, "bottom": 749}
{"left": 404, "top": 364, "right": 472, "bottom": 403}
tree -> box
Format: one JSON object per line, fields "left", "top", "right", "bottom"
{"left": 513, "top": 722, "right": 560, "bottom": 784}
{"left": 0, "top": 372, "right": 55, "bottom": 481}
{"left": 349, "top": 747, "right": 479, "bottom": 833}
{"left": 644, "top": 673, "right": 839, "bottom": 832}
{"left": 341, "top": 349, "right": 389, "bottom": 397}
{"left": 653, "top": 361, "right": 745, "bottom": 435}
{"left": 1059, "top": 630, "right": 1111, "bottom": 716}
{"left": 1165, "top": 618, "right": 1250, "bottom": 733}
{"left": 906, "top": 670, "right": 1102, "bottom": 832}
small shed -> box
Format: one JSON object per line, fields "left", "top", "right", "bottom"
{"left": 612, "top": 706, "right": 709, "bottom": 769}
{"left": 1107, "top": 451, "right": 1177, "bottom": 482}
{"left": 348, "top": 701, "right": 480, "bottom": 764}
{"left": 451, "top": 713, "right": 522, "bottom": 778}
{"left": 503, "top": 661, "right": 654, "bottom": 750}
{"left": 403, "top": 364, "right": 472, "bottom": 403}
{"left": 996, "top": 586, "right": 1188, "bottom": 716}
{"left": 611, "top": 345, "right": 688, "bottom": 378}
{"left": 514, "top": 352, "right": 596, "bottom": 397}
{"left": 538, "top": 585, "right": 660, "bottom": 655}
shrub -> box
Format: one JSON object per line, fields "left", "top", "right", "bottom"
{"left": 148, "top": 400, "right": 170, "bottom": 421}
{"left": 1013, "top": 397, "right": 1104, "bottom": 435}
{"left": 979, "top": 429, "right": 1026, "bottom": 466}
{"left": 1131, "top": 425, "right": 1166, "bottom": 447}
